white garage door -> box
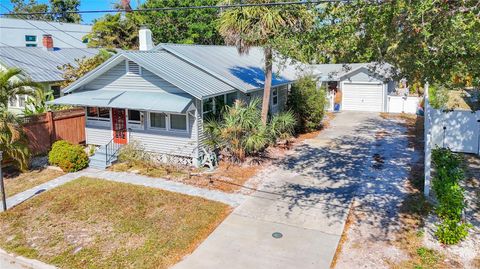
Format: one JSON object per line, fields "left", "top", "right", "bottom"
{"left": 342, "top": 83, "right": 384, "bottom": 112}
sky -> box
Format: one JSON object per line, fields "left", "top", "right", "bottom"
{"left": 1, "top": 0, "right": 143, "bottom": 24}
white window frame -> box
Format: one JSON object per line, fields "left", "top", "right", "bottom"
{"left": 148, "top": 112, "right": 167, "bottom": 130}
{"left": 127, "top": 109, "right": 144, "bottom": 130}
{"left": 86, "top": 107, "right": 111, "bottom": 122}
{"left": 272, "top": 88, "right": 278, "bottom": 107}
{"left": 169, "top": 113, "right": 189, "bottom": 133}
{"left": 126, "top": 60, "right": 142, "bottom": 75}
{"left": 85, "top": 107, "right": 111, "bottom": 127}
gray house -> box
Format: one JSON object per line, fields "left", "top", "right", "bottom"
{"left": 312, "top": 62, "right": 396, "bottom": 112}
{"left": 52, "top": 30, "right": 300, "bottom": 168}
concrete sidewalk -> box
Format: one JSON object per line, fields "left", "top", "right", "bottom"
{"left": 173, "top": 112, "right": 387, "bottom": 269}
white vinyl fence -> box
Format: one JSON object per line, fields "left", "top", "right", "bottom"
{"left": 387, "top": 96, "right": 420, "bottom": 114}
{"left": 424, "top": 87, "right": 479, "bottom": 196}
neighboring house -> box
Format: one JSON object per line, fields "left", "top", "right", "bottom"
{"left": 0, "top": 18, "right": 91, "bottom": 48}
{"left": 50, "top": 28, "right": 301, "bottom": 168}
{"left": 0, "top": 34, "right": 99, "bottom": 113}
{"left": 312, "top": 62, "right": 397, "bottom": 112}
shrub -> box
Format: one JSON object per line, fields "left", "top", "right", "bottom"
{"left": 287, "top": 75, "right": 327, "bottom": 132}
{"left": 431, "top": 147, "right": 470, "bottom": 244}
{"left": 205, "top": 99, "right": 296, "bottom": 162}
{"left": 117, "top": 140, "right": 152, "bottom": 165}
{"left": 48, "top": 140, "right": 89, "bottom": 172}
{"left": 428, "top": 84, "right": 449, "bottom": 109}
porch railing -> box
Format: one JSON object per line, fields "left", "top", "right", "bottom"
{"left": 105, "top": 138, "right": 122, "bottom": 164}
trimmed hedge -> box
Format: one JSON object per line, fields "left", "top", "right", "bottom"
{"left": 48, "top": 140, "right": 89, "bottom": 172}
{"left": 431, "top": 147, "right": 470, "bottom": 244}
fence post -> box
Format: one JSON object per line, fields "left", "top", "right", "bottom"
{"left": 46, "top": 111, "right": 55, "bottom": 145}
{"left": 424, "top": 82, "right": 431, "bottom": 197}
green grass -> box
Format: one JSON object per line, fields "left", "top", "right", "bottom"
{"left": 4, "top": 168, "right": 65, "bottom": 197}
{"left": 0, "top": 177, "right": 230, "bottom": 269}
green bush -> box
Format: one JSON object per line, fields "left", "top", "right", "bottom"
{"left": 287, "top": 75, "right": 327, "bottom": 132}
{"left": 431, "top": 147, "right": 470, "bottom": 244}
{"left": 205, "top": 99, "right": 296, "bottom": 162}
{"left": 48, "top": 140, "right": 89, "bottom": 172}
{"left": 428, "top": 84, "right": 449, "bottom": 109}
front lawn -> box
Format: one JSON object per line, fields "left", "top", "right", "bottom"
{"left": 0, "top": 177, "right": 230, "bottom": 269}
{"left": 4, "top": 168, "right": 65, "bottom": 197}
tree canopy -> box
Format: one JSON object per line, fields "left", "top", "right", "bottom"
{"left": 8, "top": 0, "right": 82, "bottom": 23}
{"left": 284, "top": 0, "right": 480, "bottom": 88}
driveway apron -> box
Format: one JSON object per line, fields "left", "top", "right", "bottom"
{"left": 172, "top": 112, "right": 393, "bottom": 269}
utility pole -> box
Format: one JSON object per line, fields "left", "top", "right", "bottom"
{"left": 0, "top": 151, "right": 6, "bottom": 211}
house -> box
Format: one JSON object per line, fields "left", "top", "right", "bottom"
{"left": 0, "top": 34, "right": 99, "bottom": 113}
{"left": 0, "top": 18, "right": 92, "bottom": 48}
{"left": 50, "top": 28, "right": 302, "bottom": 168}
{"left": 312, "top": 62, "right": 397, "bottom": 112}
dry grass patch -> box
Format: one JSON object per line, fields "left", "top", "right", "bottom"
{"left": 0, "top": 177, "right": 230, "bottom": 269}
{"left": 3, "top": 168, "right": 64, "bottom": 197}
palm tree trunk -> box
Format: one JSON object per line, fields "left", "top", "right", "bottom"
{"left": 261, "top": 47, "right": 273, "bottom": 125}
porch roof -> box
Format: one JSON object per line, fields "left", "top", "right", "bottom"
{"left": 50, "top": 90, "right": 193, "bottom": 113}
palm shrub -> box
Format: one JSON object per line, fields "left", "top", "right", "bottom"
{"left": 0, "top": 108, "right": 30, "bottom": 171}
{"left": 205, "top": 99, "right": 296, "bottom": 162}
{"left": 0, "top": 68, "right": 40, "bottom": 109}
{"left": 287, "top": 75, "right": 327, "bottom": 132}
{"left": 23, "top": 88, "right": 54, "bottom": 116}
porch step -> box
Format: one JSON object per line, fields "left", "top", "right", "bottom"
{"left": 88, "top": 145, "right": 118, "bottom": 170}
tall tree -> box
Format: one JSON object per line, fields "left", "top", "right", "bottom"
{"left": 0, "top": 68, "right": 40, "bottom": 109}
{"left": 288, "top": 0, "right": 480, "bottom": 88}
{"left": 85, "top": 13, "right": 139, "bottom": 49}
{"left": 49, "top": 0, "right": 81, "bottom": 23}
{"left": 8, "top": 0, "right": 52, "bottom": 20}
{"left": 59, "top": 50, "right": 113, "bottom": 87}
{"left": 218, "top": 0, "right": 313, "bottom": 124}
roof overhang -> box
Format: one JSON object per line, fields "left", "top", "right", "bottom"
{"left": 49, "top": 90, "right": 194, "bottom": 113}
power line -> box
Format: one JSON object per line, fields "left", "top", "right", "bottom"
{"left": 0, "top": 4, "right": 97, "bottom": 56}
{"left": 0, "top": 1, "right": 347, "bottom": 16}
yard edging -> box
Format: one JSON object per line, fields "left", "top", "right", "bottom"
{"left": 0, "top": 248, "right": 56, "bottom": 269}
{"left": 3, "top": 168, "right": 247, "bottom": 212}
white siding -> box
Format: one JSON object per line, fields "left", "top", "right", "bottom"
{"left": 129, "top": 109, "right": 198, "bottom": 158}
{"left": 83, "top": 61, "right": 183, "bottom": 94}
{"left": 86, "top": 125, "right": 112, "bottom": 146}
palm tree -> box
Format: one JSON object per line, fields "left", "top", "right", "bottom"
{"left": 0, "top": 68, "right": 41, "bottom": 109}
{"left": 218, "top": 0, "right": 313, "bottom": 124}
{"left": 0, "top": 108, "right": 30, "bottom": 171}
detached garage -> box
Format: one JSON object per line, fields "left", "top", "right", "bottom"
{"left": 312, "top": 62, "right": 395, "bottom": 113}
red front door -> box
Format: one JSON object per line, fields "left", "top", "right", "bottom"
{"left": 112, "top": 108, "right": 127, "bottom": 144}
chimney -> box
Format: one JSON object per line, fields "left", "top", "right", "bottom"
{"left": 42, "top": 34, "right": 54, "bottom": 50}
{"left": 139, "top": 27, "right": 153, "bottom": 51}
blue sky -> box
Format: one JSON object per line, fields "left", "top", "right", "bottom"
{"left": 2, "top": 0, "right": 142, "bottom": 24}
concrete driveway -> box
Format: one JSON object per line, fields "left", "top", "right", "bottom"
{"left": 173, "top": 112, "right": 402, "bottom": 269}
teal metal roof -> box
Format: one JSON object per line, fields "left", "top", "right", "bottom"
{"left": 50, "top": 90, "right": 193, "bottom": 113}
{"left": 156, "top": 44, "right": 301, "bottom": 91}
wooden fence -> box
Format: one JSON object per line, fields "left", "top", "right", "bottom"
{"left": 22, "top": 108, "right": 86, "bottom": 154}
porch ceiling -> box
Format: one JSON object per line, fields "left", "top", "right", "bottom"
{"left": 49, "top": 90, "right": 193, "bottom": 113}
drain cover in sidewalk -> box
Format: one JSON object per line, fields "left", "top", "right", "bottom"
{"left": 272, "top": 232, "right": 283, "bottom": 239}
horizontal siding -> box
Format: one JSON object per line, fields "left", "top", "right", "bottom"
{"left": 84, "top": 61, "right": 183, "bottom": 94}
{"left": 129, "top": 110, "right": 198, "bottom": 158}
{"left": 277, "top": 86, "right": 288, "bottom": 112}
{"left": 86, "top": 125, "right": 112, "bottom": 145}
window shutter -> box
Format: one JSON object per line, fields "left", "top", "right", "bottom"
{"left": 127, "top": 61, "right": 141, "bottom": 75}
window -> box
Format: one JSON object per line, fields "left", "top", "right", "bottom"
{"left": 25, "top": 35, "right": 36, "bottom": 42}
{"left": 226, "top": 92, "right": 237, "bottom": 106}
{"left": 150, "top": 112, "right": 166, "bottom": 129}
{"left": 87, "top": 107, "right": 110, "bottom": 120}
{"left": 203, "top": 98, "right": 214, "bottom": 115}
{"left": 9, "top": 96, "right": 17, "bottom": 107}
{"left": 128, "top": 110, "right": 141, "bottom": 122}
{"left": 26, "top": 43, "right": 37, "bottom": 47}
{"left": 51, "top": 85, "right": 61, "bottom": 98}
{"left": 272, "top": 88, "right": 278, "bottom": 106}
{"left": 170, "top": 114, "right": 187, "bottom": 131}
{"left": 215, "top": 95, "right": 225, "bottom": 114}
{"left": 127, "top": 61, "right": 141, "bottom": 75}
{"left": 18, "top": 95, "right": 26, "bottom": 107}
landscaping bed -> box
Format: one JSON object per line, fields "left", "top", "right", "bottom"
{"left": 0, "top": 177, "right": 230, "bottom": 269}
{"left": 3, "top": 168, "right": 64, "bottom": 197}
